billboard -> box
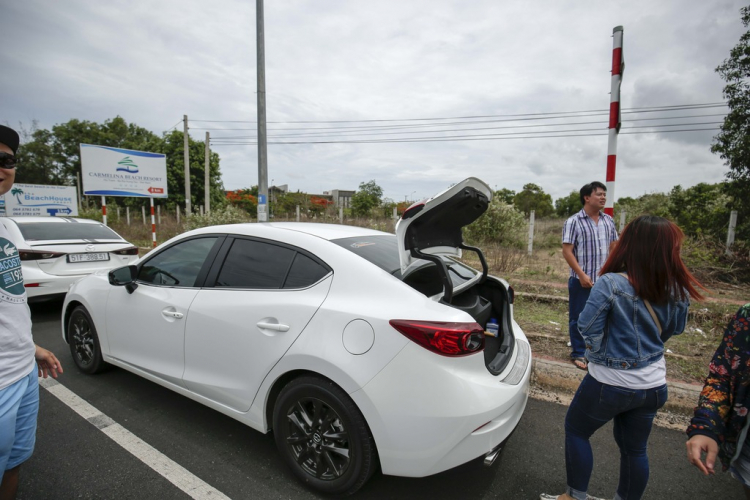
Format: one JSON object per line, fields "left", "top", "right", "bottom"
{"left": 3, "top": 184, "right": 79, "bottom": 216}
{"left": 80, "top": 144, "right": 168, "bottom": 198}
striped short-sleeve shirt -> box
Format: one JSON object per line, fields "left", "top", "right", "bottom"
{"left": 562, "top": 209, "right": 618, "bottom": 282}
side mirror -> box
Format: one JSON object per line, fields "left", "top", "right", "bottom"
{"left": 109, "top": 265, "right": 138, "bottom": 294}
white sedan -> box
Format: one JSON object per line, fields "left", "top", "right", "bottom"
{"left": 61, "top": 178, "right": 531, "bottom": 495}
{"left": 1, "top": 216, "right": 139, "bottom": 301}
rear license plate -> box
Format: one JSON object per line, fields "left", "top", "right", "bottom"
{"left": 67, "top": 253, "right": 110, "bottom": 263}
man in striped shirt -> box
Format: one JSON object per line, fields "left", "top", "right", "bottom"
{"left": 562, "top": 181, "right": 618, "bottom": 370}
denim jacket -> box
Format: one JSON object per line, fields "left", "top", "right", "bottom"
{"left": 578, "top": 273, "right": 689, "bottom": 369}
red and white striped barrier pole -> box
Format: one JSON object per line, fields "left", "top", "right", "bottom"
{"left": 150, "top": 198, "right": 157, "bottom": 247}
{"left": 605, "top": 26, "right": 624, "bottom": 217}
{"left": 101, "top": 196, "right": 107, "bottom": 226}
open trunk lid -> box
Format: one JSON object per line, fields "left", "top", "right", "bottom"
{"left": 395, "top": 177, "right": 492, "bottom": 303}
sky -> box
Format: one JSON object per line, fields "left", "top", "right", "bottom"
{"left": 1, "top": 0, "right": 746, "bottom": 204}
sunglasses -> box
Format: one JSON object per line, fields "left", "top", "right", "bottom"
{"left": 0, "top": 152, "right": 17, "bottom": 170}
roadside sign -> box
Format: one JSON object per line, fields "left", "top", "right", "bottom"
{"left": 3, "top": 184, "right": 79, "bottom": 217}
{"left": 80, "top": 144, "right": 168, "bottom": 198}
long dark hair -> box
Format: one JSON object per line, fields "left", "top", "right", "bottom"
{"left": 599, "top": 215, "right": 704, "bottom": 303}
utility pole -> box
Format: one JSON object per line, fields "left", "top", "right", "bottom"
{"left": 183, "top": 115, "right": 191, "bottom": 214}
{"left": 204, "top": 131, "right": 210, "bottom": 214}
{"left": 256, "top": 0, "right": 268, "bottom": 222}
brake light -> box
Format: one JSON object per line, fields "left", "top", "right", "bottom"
{"left": 19, "top": 250, "right": 65, "bottom": 261}
{"left": 401, "top": 202, "right": 425, "bottom": 220}
{"left": 389, "top": 320, "right": 484, "bottom": 356}
{"left": 113, "top": 246, "right": 139, "bottom": 256}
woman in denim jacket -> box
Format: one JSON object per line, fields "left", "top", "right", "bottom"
{"left": 542, "top": 216, "right": 704, "bottom": 500}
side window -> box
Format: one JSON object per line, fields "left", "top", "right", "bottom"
{"left": 216, "top": 239, "right": 295, "bottom": 289}
{"left": 283, "top": 253, "right": 330, "bottom": 289}
{"left": 138, "top": 237, "right": 217, "bottom": 287}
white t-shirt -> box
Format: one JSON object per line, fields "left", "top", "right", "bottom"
{"left": 0, "top": 222, "right": 35, "bottom": 390}
{"left": 588, "top": 356, "right": 667, "bottom": 390}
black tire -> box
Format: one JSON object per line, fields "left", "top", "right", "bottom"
{"left": 273, "top": 375, "right": 377, "bottom": 495}
{"left": 68, "top": 306, "right": 106, "bottom": 374}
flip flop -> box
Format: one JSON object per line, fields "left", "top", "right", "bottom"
{"left": 571, "top": 357, "right": 588, "bottom": 371}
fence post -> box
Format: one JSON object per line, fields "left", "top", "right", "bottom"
{"left": 117, "top": 207, "right": 121, "bottom": 220}
{"left": 200, "top": 205, "right": 204, "bottom": 216}
{"left": 339, "top": 207, "right": 343, "bottom": 224}
{"left": 527, "top": 210, "right": 535, "bottom": 256}
{"left": 157, "top": 205, "right": 161, "bottom": 225}
{"left": 141, "top": 206, "right": 146, "bottom": 225}
{"left": 726, "top": 210, "right": 738, "bottom": 255}
{"left": 176, "top": 206, "right": 180, "bottom": 224}
{"left": 619, "top": 211, "right": 626, "bottom": 233}
{"left": 296, "top": 205, "right": 300, "bottom": 222}
{"left": 126, "top": 206, "right": 130, "bottom": 226}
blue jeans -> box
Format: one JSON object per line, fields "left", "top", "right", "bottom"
{"left": 564, "top": 374, "right": 668, "bottom": 500}
{"left": 568, "top": 277, "right": 591, "bottom": 358}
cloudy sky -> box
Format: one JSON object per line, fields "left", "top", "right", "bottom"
{"left": 1, "top": 0, "right": 746, "bottom": 204}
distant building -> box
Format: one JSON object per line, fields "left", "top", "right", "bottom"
{"left": 329, "top": 189, "right": 355, "bottom": 208}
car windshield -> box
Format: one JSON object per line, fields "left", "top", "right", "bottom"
{"left": 331, "top": 234, "right": 477, "bottom": 288}
{"left": 15, "top": 222, "right": 123, "bottom": 241}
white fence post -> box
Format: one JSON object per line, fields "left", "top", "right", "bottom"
{"left": 339, "top": 207, "right": 343, "bottom": 224}
{"left": 141, "top": 206, "right": 146, "bottom": 225}
{"left": 619, "top": 211, "right": 626, "bottom": 233}
{"left": 527, "top": 210, "right": 535, "bottom": 256}
{"left": 296, "top": 205, "right": 300, "bottom": 222}
{"left": 126, "top": 206, "right": 130, "bottom": 226}
{"left": 176, "top": 206, "right": 181, "bottom": 224}
{"left": 726, "top": 210, "right": 738, "bottom": 255}
{"left": 157, "top": 205, "right": 161, "bottom": 225}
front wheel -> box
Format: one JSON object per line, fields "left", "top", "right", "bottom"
{"left": 68, "top": 306, "right": 106, "bottom": 374}
{"left": 273, "top": 375, "right": 377, "bottom": 495}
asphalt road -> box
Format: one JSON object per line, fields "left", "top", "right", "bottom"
{"left": 17, "top": 300, "right": 743, "bottom": 500}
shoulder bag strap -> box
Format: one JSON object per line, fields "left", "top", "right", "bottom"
{"left": 618, "top": 273, "right": 662, "bottom": 335}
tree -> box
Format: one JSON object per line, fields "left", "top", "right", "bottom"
{"left": 351, "top": 180, "right": 383, "bottom": 216}
{"left": 555, "top": 191, "right": 581, "bottom": 217}
{"left": 513, "top": 183, "right": 553, "bottom": 217}
{"left": 494, "top": 188, "right": 515, "bottom": 204}
{"left": 668, "top": 183, "right": 732, "bottom": 239}
{"left": 463, "top": 196, "right": 525, "bottom": 246}
{"left": 712, "top": 6, "right": 750, "bottom": 241}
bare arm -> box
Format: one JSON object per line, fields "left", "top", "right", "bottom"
{"left": 562, "top": 243, "right": 593, "bottom": 288}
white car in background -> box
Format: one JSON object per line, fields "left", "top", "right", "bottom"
{"left": 61, "top": 178, "right": 531, "bottom": 495}
{"left": 0, "top": 216, "right": 139, "bottom": 301}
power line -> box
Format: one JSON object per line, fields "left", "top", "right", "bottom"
{"left": 210, "top": 126, "right": 720, "bottom": 146}
{"left": 208, "top": 114, "right": 726, "bottom": 140}
{"left": 192, "top": 102, "right": 726, "bottom": 125}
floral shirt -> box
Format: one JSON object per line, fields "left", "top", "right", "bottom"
{"left": 687, "top": 303, "right": 750, "bottom": 469}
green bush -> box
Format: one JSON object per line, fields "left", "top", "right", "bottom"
{"left": 183, "top": 205, "right": 252, "bottom": 231}
{"left": 463, "top": 198, "right": 526, "bottom": 247}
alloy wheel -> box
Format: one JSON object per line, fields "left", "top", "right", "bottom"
{"left": 283, "top": 397, "right": 351, "bottom": 480}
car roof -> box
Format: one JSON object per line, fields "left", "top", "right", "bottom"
{"left": 189, "top": 222, "right": 391, "bottom": 241}
{"left": 3, "top": 217, "right": 102, "bottom": 225}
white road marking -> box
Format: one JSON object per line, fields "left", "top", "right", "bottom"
{"left": 39, "top": 377, "right": 231, "bottom": 500}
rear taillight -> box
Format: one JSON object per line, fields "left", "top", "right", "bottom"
{"left": 19, "top": 250, "right": 65, "bottom": 261}
{"left": 389, "top": 320, "right": 484, "bottom": 356}
{"left": 113, "top": 246, "right": 139, "bottom": 256}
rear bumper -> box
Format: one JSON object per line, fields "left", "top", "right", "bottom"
{"left": 23, "top": 273, "right": 87, "bottom": 299}
{"left": 350, "top": 339, "right": 532, "bottom": 477}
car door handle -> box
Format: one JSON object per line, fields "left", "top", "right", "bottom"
{"left": 256, "top": 321, "right": 290, "bottom": 332}
{"left": 162, "top": 310, "right": 184, "bottom": 319}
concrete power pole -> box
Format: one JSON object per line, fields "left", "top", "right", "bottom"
{"left": 204, "top": 131, "right": 210, "bottom": 214}
{"left": 183, "top": 115, "right": 192, "bottom": 214}
{"left": 256, "top": 0, "right": 268, "bottom": 222}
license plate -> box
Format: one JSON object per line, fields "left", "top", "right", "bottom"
{"left": 67, "top": 253, "right": 110, "bottom": 263}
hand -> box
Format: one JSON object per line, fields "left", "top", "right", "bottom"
{"left": 35, "top": 345, "right": 63, "bottom": 379}
{"left": 686, "top": 435, "right": 719, "bottom": 475}
{"left": 579, "top": 273, "right": 594, "bottom": 288}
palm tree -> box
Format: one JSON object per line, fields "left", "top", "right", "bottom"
{"left": 10, "top": 187, "right": 23, "bottom": 204}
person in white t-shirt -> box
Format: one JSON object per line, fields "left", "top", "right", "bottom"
{"left": 0, "top": 124, "right": 62, "bottom": 500}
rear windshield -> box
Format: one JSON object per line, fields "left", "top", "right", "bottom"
{"left": 15, "top": 222, "right": 123, "bottom": 241}
{"left": 331, "top": 235, "right": 478, "bottom": 290}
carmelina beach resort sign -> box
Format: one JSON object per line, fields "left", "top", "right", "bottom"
{"left": 80, "top": 144, "right": 168, "bottom": 198}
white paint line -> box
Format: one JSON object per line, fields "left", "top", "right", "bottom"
{"left": 39, "top": 377, "right": 231, "bottom": 500}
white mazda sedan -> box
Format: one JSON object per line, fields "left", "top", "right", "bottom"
{"left": 1, "top": 216, "right": 139, "bottom": 301}
{"left": 61, "top": 178, "right": 531, "bottom": 495}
